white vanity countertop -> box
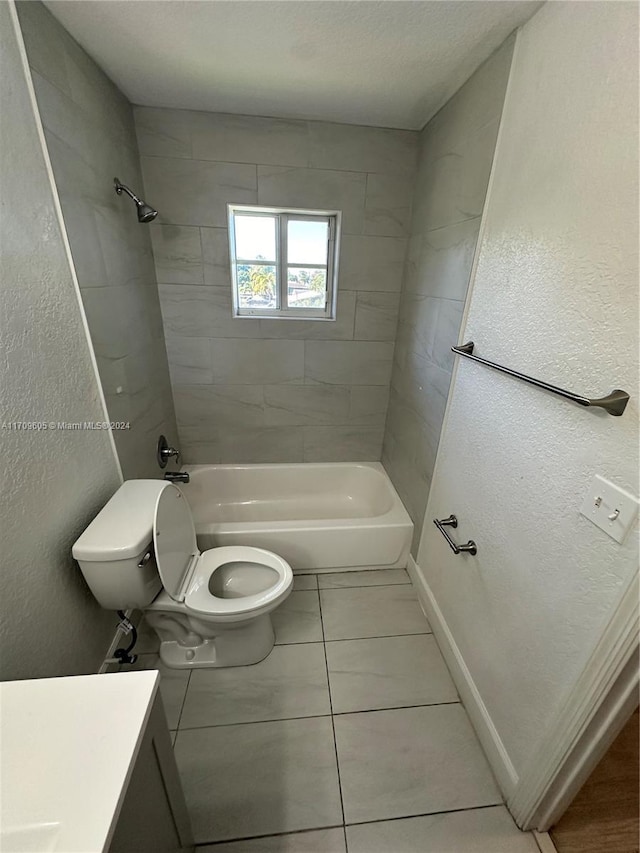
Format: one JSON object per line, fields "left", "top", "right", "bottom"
{"left": 0, "top": 670, "right": 159, "bottom": 853}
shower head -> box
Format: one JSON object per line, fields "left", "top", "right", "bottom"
{"left": 136, "top": 202, "right": 158, "bottom": 223}
{"left": 114, "top": 177, "right": 158, "bottom": 223}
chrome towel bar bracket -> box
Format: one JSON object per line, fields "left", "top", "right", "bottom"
{"left": 451, "top": 342, "right": 630, "bottom": 417}
{"left": 433, "top": 515, "right": 477, "bottom": 556}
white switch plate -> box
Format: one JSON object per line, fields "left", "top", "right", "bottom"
{"left": 580, "top": 475, "right": 639, "bottom": 544}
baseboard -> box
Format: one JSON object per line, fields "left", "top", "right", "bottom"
{"left": 407, "top": 554, "right": 519, "bottom": 799}
{"left": 533, "top": 831, "right": 558, "bottom": 853}
{"left": 98, "top": 609, "right": 138, "bottom": 674}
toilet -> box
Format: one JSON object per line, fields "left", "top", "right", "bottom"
{"left": 72, "top": 479, "right": 293, "bottom": 668}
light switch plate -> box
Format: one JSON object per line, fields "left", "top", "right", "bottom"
{"left": 580, "top": 475, "right": 639, "bottom": 544}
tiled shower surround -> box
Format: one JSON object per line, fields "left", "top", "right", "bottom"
{"left": 135, "top": 108, "right": 417, "bottom": 463}
{"left": 17, "top": 1, "right": 179, "bottom": 479}
{"left": 136, "top": 43, "right": 514, "bottom": 502}
{"left": 382, "top": 38, "right": 515, "bottom": 551}
{"left": 19, "top": 0, "right": 515, "bottom": 508}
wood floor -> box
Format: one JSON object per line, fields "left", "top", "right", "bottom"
{"left": 550, "top": 707, "right": 639, "bottom": 853}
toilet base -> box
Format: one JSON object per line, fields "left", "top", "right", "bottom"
{"left": 148, "top": 612, "right": 276, "bottom": 669}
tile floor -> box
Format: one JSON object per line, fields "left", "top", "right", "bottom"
{"left": 127, "top": 569, "right": 542, "bottom": 852}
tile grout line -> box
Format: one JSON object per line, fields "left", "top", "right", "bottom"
{"left": 175, "top": 668, "right": 193, "bottom": 735}
{"left": 168, "top": 572, "right": 512, "bottom": 847}
{"left": 316, "top": 585, "right": 349, "bottom": 851}
{"left": 193, "top": 823, "right": 347, "bottom": 849}
{"left": 343, "top": 801, "right": 507, "bottom": 829}
{"left": 275, "top": 629, "right": 433, "bottom": 647}
{"left": 175, "top": 701, "right": 463, "bottom": 733}
{"left": 193, "top": 803, "right": 515, "bottom": 848}
{"left": 324, "top": 630, "right": 432, "bottom": 642}
{"left": 317, "top": 581, "right": 412, "bottom": 591}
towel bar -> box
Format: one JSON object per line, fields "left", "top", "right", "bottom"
{"left": 451, "top": 342, "right": 629, "bottom": 417}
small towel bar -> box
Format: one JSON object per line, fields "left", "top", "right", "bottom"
{"left": 451, "top": 342, "right": 630, "bottom": 417}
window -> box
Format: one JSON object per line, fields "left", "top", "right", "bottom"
{"left": 228, "top": 205, "right": 340, "bottom": 320}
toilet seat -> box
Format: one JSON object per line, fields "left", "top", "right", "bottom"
{"left": 152, "top": 485, "right": 292, "bottom": 622}
{"left": 184, "top": 546, "right": 292, "bottom": 620}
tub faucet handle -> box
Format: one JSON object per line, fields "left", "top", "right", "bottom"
{"left": 157, "top": 434, "right": 180, "bottom": 469}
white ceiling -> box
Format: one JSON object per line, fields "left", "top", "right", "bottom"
{"left": 44, "top": 0, "right": 542, "bottom": 130}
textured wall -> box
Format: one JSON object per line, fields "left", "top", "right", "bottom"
{"left": 417, "top": 1, "right": 638, "bottom": 778}
{"left": 383, "top": 38, "right": 514, "bottom": 553}
{"left": 135, "top": 107, "right": 417, "bottom": 463}
{"left": 0, "top": 1, "right": 122, "bottom": 680}
{"left": 17, "top": 1, "right": 178, "bottom": 479}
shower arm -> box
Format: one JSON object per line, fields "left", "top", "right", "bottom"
{"left": 114, "top": 178, "right": 141, "bottom": 204}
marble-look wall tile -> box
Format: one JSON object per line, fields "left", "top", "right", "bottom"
{"left": 19, "top": 1, "right": 178, "bottom": 479}
{"left": 432, "top": 299, "right": 465, "bottom": 372}
{"left": 151, "top": 224, "right": 203, "bottom": 284}
{"left": 391, "top": 340, "right": 452, "bottom": 436}
{"left": 257, "top": 166, "right": 366, "bottom": 235}
{"left": 31, "top": 71, "right": 91, "bottom": 159}
{"left": 61, "top": 30, "right": 136, "bottom": 151}
{"left": 305, "top": 341, "right": 394, "bottom": 386}
{"left": 385, "top": 392, "right": 440, "bottom": 489}
{"left": 192, "top": 112, "right": 309, "bottom": 166}
{"left": 364, "top": 173, "right": 413, "bottom": 237}
{"left": 158, "top": 284, "right": 217, "bottom": 338}
{"left": 218, "top": 426, "right": 305, "bottom": 464}
{"left": 134, "top": 106, "right": 193, "bottom": 158}
{"left": 16, "top": 0, "right": 71, "bottom": 96}
{"left": 174, "top": 385, "right": 265, "bottom": 433}
{"left": 53, "top": 197, "right": 108, "bottom": 287}
{"left": 407, "top": 218, "right": 481, "bottom": 299}
{"left": 201, "top": 227, "right": 230, "bottom": 286}
{"left": 211, "top": 339, "right": 305, "bottom": 385}
{"left": 135, "top": 106, "right": 423, "bottom": 463}
{"left": 257, "top": 291, "right": 356, "bottom": 341}
{"left": 382, "top": 36, "right": 514, "bottom": 553}
{"left": 339, "top": 236, "right": 407, "bottom": 292}
{"left": 349, "top": 386, "right": 390, "bottom": 426}
{"left": 158, "top": 285, "right": 261, "bottom": 339}
{"left": 141, "top": 156, "right": 257, "bottom": 227}
{"left": 164, "top": 335, "right": 212, "bottom": 385}
{"left": 181, "top": 439, "right": 221, "bottom": 464}
{"left": 264, "top": 385, "right": 350, "bottom": 426}
{"left": 419, "top": 34, "right": 516, "bottom": 167}
{"left": 309, "top": 122, "right": 417, "bottom": 175}
{"left": 81, "top": 286, "right": 138, "bottom": 360}
{"left": 412, "top": 118, "right": 501, "bottom": 234}
{"left": 303, "top": 426, "right": 385, "bottom": 462}
{"left": 396, "top": 294, "right": 441, "bottom": 360}
{"left": 354, "top": 292, "right": 401, "bottom": 341}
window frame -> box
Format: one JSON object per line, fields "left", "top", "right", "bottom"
{"left": 227, "top": 204, "right": 341, "bottom": 320}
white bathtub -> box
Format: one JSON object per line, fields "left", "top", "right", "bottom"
{"left": 180, "top": 462, "right": 413, "bottom": 572}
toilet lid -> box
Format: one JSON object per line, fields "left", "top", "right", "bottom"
{"left": 153, "top": 484, "right": 199, "bottom": 601}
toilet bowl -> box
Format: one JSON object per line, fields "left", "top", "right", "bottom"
{"left": 72, "top": 480, "right": 294, "bottom": 669}
{"left": 147, "top": 485, "right": 293, "bottom": 668}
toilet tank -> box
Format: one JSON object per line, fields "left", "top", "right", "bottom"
{"left": 72, "top": 480, "right": 168, "bottom": 610}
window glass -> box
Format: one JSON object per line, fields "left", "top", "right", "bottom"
{"left": 287, "top": 268, "right": 327, "bottom": 309}
{"left": 287, "top": 219, "right": 329, "bottom": 265}
{"left": 234, "top": 215, "right": 276, "bottom": 261}
{"left": 236, "top": 264, "right": 277, "bottom": 309}
{"left": 228, "top": 206, "right": 339, "bottom": 319}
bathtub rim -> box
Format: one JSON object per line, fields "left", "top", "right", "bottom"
{"left": 180, "top": 461, "right": 412, "bottom": 530}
